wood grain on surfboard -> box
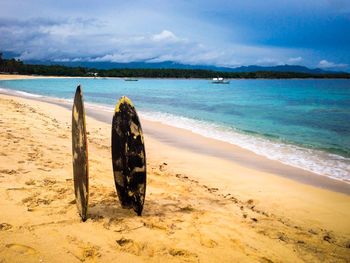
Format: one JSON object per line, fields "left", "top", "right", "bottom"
{"left": 72, "top": 85, "right": 89, "bottom": 221}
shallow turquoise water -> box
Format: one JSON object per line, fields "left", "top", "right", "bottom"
{"left": 1, "top": 78, "right": 349, "bottom": 181}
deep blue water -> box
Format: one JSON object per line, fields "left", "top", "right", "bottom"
{"left": 1, "top": 78, "right": 349, "bottom": 182}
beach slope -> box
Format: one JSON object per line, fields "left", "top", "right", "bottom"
{"left": 0, "top": 93, "right": 349, "bottom": 262}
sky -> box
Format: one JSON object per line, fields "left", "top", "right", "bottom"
{"left": 1, "top": 0, "right": 350, "bottom": 71}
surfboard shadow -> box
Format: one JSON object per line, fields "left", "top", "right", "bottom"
{"left": 88, "top": 202, "right": 136, "bottom": 220}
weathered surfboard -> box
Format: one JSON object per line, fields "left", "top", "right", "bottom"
{"left": 72, "top": 85, "right": 89, "bottom": 221}
{"left": 111, "top": 96, "right": 146, "bottom": 216}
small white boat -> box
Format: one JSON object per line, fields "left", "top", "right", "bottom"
{"left": 212, "top": 77, "right": 230, "bottom": 84}
{"left": 124, "top": 78, "right": 139, "bottom": 81}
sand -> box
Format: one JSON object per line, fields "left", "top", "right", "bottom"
{"left": 0, "top": 74, "right": 88, "bottom": 80}
{"left": 0, "top": 80, "right": 350, "bottom": 262}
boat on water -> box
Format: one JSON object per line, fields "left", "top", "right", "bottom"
{"left": 212, "top": 77, "right": 230, "bottom": 84}
{"left": 124, "top": 78, "right": 139, "bottom": 81}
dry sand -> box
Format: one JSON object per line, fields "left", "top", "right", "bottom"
{"left": 0, "top": 78, "right": 350, "bottom": 262}
{"left": 0, "top": 74, "right": 87, "bottom": 80}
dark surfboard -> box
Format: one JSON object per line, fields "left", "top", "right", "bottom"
{"left": 72, "top": 85, "right": 89, "bottom": 221}
{"left": 111, "top": 96, "right": 146, "bottom": 216}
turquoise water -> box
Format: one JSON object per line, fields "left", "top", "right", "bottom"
{"left": 1, "top": 78, "right": 349, "bottom": 182}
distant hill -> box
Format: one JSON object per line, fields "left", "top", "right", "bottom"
{"left": 23, "top": 60, "right": 345, "bottom": 75}
{"left": 228, "top": 65, "right": 341, "bottom": 74}
{"left": 2, "top": 55, "right": 349, "bottom": 79}
{"left": 1, "top": 51, "right": 345, "bottom": 74}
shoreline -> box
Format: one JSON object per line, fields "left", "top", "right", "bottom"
{"left": 46, "top": 97, "right": 350, "bottom": 195}
{"left": 0, "top": 82, "right": 349, "bottom": 194}
{"left": 1, "top": 92, "right": 350, "bottom": 261}
{"left": 1, "top": 73, "right": 350, "bottom": 81}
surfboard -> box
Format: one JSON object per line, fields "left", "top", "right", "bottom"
{"left": 72, "top": 85, "right": 89, "bottom": 221}
{"left": 111, "top": 96, "right": 146, "bottom": 216}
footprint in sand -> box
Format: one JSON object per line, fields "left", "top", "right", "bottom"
{"left": 81, "top": 246, "right": 101, "bottom": 260}
{"left": 168, "top": 248, "right": 198, "bottom": 261}
{"left": 65, "top": 236, "right": 101, "bottom": 261}
{"left": 25, "top": 179, "right": 36, "bottom": 186}
{"left": 115, "top": 238, "right": 154, "bottom": 257}
{"left": 0, "top": 223, "right": 13, "bottom": 231}
{"left": 0, "top": 169, "right": 18, "bottom": 175}
{"left": 178, "top": 205, "right": 195, "bottom": 213}
{"left": 159, "top": 162, "right": 168, "bottom": 171}
{"left": 42, "top": 178, "right": 56, "bottom": 186}
{"left": 38, "top": 167, "right": 51, "bottom": 172}
{"left": 54, "top": 187, "right": 70, "bottom": 199}
{"left": 5, "top": 243, "right": 37, "bottom": 255}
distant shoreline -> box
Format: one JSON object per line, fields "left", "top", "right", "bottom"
{"left": 1, "top": 73, "right": 350, "bottom": 81}
{"left": 1, "top": 56, "right": 350, "bottom": 79}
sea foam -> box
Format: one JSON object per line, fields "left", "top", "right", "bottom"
{"left": 139, "top": 110, "right": 350, "bottom": 183}
{"left": 0, "top": 88, "right": 43, "bottom": 98}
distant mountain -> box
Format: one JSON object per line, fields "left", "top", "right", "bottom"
{"left": 26, "top": 60, "right": 225, "bottom": 71}
{"left": 228, "top": 65, "right": 340, "bottom": 74}
{"left": 24, "top": 60, "right": 343, "bottom": 74}
{"left": 3, "top": 55, "right": 349, "bottom": 79}
{"left": 2, "top": 50, "right": 344, "bottom": 74}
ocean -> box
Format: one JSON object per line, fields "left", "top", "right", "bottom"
{"left": 1, "top": 78, "right": 349, "bottom": 183}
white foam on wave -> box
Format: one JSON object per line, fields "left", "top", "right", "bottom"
{"left": 14, "top": 90, "right": 43, "bottom": 98}
{"left": 0, "top": 87, "right": 43, "bottom": 98}
{"left": 139, "top": 110, "right": 350, "bottom": 183}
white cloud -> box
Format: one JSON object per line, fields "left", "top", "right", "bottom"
{"left": 318, "top": 59, "right": 348, "bottom": 69}
{"left": 255, "top": 58, "right": 283, "bottom": 66}
{"left": 152, "top": 30, "right": 179, "bottom": 42}
{"left": 0, "top": 18, "right": 313, "bottom": 68}
{"left": 288, "top": 56, "right": 303, "bottom": 63}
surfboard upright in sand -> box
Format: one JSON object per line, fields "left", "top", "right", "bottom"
{"left": 111, "top": 96, "right": 146, "bottom": 216}
{"left": 72, "top": 85, "right": 89, "bottom": 221}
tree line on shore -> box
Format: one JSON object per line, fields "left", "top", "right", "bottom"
{"left": 1, "top": 53, "right": 349, "bottom": 79}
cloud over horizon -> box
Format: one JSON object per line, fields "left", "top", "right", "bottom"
{"left": 1, "top": 0, "right": 349, "bottom": 71}
{"left": 318, "top": 59, "right": 348, "bottom": 69}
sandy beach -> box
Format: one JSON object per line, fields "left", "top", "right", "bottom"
{"left": 0, "top": 75, "right": 350, "bottom": 262}
{"left": 0, "top": 74, "right": 92, "bottom": 80}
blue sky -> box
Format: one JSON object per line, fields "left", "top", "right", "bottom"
{"left": 1, "top": 0, "right": 349, "bottom": 71}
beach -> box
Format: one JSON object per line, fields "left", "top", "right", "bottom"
{"left": 0, "top": 75, "right": 350, "bottom": 262}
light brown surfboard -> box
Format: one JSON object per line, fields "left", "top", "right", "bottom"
{"left": 111, "top": 96, "right": 146, "bottom": 216}
{"left": 72, "top": 85, "right": 89, "bottom": 221}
